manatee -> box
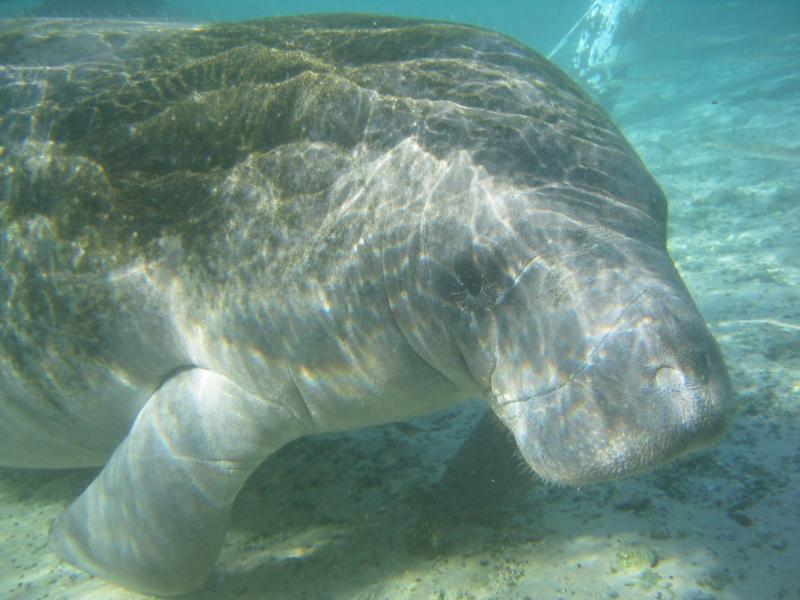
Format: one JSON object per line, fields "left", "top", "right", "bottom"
{"left": 0, "top": 15, "right": 732, "bottom": 596}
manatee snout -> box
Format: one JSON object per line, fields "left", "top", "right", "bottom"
{"left": 498, "top": 290, "right": 733, "bottom": 486}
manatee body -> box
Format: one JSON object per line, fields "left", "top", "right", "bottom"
{"left": 0, "top": 15, "right": 732, "bottom": 595}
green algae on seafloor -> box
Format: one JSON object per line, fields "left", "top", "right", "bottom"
{"left": 637, "top": 568, "right": 663, "bottom": 591}
{"left": 615, "top": 543, "right": 659, "bottom": 571}
{"left": 697, "top": 569, "right": 733, "bottom": 592}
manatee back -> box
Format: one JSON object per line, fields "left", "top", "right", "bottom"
{"left": 2, "top": 15, "right": 666, "bottom": 265}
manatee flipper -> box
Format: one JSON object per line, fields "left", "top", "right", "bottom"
{"left": 49, "top": 368, "right": 301, "bottom": 596}
{"left": 436, "top": 409, "right": 536, "bottom": 512}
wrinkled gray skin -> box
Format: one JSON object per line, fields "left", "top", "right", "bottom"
{"left": 0, "top": 15, "right": 732, "bottom": 596}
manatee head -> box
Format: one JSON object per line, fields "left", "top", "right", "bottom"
{"left": 382, "top": 146, "right": 733, "bottom": 486}
{"left": 486, "top": 241, "right": 734, "bottom": 485}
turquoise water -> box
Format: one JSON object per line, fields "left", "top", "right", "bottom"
{"left": 1, "top": 1, "right": 797, "bottom": 113}
{"left": 0, "top": 2, "right": 798, "bottom": 599}
{"left": 0, "top": 0, "right": 587, "bottom": 51}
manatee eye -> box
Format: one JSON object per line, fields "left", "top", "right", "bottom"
{"left": 454, "top": 253, "right": 486, "bottom": 297}
{"left": 447, "top": 247, "right": 512, "bottom": 312}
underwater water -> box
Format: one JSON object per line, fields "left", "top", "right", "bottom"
{"left": 0, "top": 1, "right": 798, "bottom": 599}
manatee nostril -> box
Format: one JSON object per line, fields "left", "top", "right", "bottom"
{"left": 654, "top": 365, "right": 680, "bottom": 389}
{"left": 678, "top": 350, "right": 713, "bottom": 386}
{"left": 697, "top": 351, "right": 713, "bottom": 385}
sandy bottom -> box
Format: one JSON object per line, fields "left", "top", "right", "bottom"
{"left": 2, "top": 8, "right": 799, "bottom": 600}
